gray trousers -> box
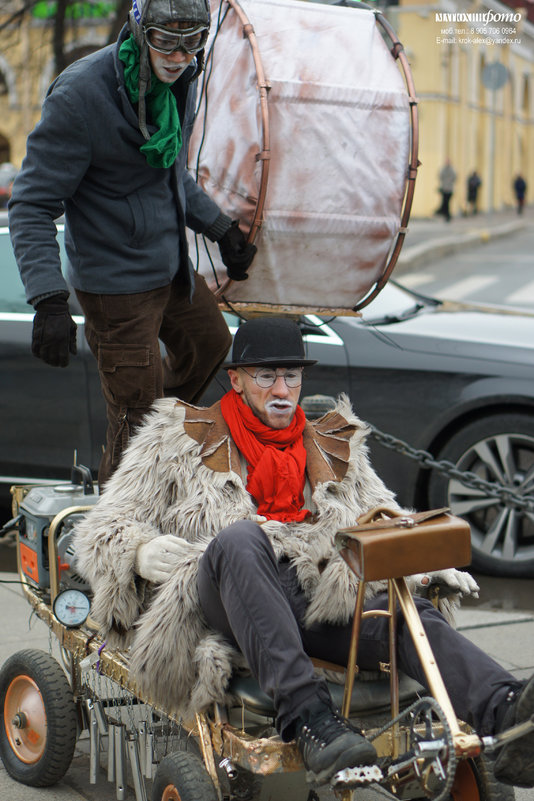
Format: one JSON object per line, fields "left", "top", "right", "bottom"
{"left": 197, "top": 521, "right": 520, "bottom": 741}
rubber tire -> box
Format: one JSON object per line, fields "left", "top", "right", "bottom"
{"left": 0, "top": 649, "right": 77, "bottom": 786}
{"left": 152, "top": 750, "right": 218, "bottom": 801}
{"left": 450, "top": 755, "right": 515, "bottom": 801}
{"left": 428, "top": 413, "right": 534, "bottom": 576}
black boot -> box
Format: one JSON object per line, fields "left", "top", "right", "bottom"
{"left": 494, "top": 675, "right": 534, "bottom": 787}
{"left": 294, "top": 700, "right": 377, "bottom": 785}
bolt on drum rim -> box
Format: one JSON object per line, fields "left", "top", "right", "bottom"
{"left": 4, "top": 674, "right": 47, "bottom": 764}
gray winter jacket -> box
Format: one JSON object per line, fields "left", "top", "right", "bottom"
{"left": 9, "top": 26, "right": 224, "bottom": 304}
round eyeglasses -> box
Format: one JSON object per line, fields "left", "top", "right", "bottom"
{"left": 143, "top": 24, "right": 209, "bottom": 55}
{"left": 241, "top": 368, "right": 303, "bottom": 389}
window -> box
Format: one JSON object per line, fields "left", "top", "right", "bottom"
{"left": 0, "top": 226, "right": 28, "bottom": 314}
{"left": 0, "top": 224, "right": 67, "bottom": 315}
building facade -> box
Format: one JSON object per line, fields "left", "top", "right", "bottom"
{"left": 1, "top": 0, "right": 532, "bottom": 216}
{"left": 0, "top": 1, "right": 112, "bottom": 167}
{"left": 388, "top": 0, "right": 534, "bottom": 215}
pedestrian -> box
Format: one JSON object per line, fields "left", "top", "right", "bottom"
{"left": 73, "top": 317, "right": 534, "bottom": 788}
{"left": 8, "top": 0, "right": 256, "bottom": 488}
{"left": 466, "top": 169, "right": 482, "bottom": 215}
{"left": 435, "top": 158, "right": 457, "bottom": 222}
{"left": 513, "top": 174, "right": 527, "bottom": 215}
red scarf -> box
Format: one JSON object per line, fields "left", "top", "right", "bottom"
{"left": 220, "top": 389, "right": 311, "bottom": 523}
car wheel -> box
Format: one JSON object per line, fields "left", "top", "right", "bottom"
{"left": 0, "top": 649, "right": 78, "bottom": 786}
{"left": 428, "top": 413, "right": 534, "bottom": 577}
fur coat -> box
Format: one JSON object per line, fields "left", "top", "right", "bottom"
{"left": 72, "top": 396, "right": 438, "bottom": 717}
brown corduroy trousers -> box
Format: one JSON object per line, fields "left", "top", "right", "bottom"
{"left": 76, "top": 274, "right": 232, "bottom": 488}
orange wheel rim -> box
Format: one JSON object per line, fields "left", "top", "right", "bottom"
{"left": 162, "top": 785, "right": 181, "bottom": 801}
{"left": 450, "top": 759, "right": 480, "bottom": 800}
{"left": 4, "top": 674, "right": 47, "bottom": 764}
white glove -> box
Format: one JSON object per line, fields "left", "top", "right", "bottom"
{"left": 134, "top": 534, "right": 187, "bottom": 583}
{"left": 412, "top": 568, "right": 480, "bottom": 599}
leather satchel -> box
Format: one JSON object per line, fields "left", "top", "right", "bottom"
{"left": 336, "top": 506, "right": 471, "bottom": 582}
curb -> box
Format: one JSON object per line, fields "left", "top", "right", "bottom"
{"left": 396, "top": 219, "right": 527, "bottom": 275}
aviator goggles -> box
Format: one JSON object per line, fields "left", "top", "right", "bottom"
{"left": 241, "top": 368, "right": 304, "bottom": 389}
{"left": 143, "top": 23, "right": 209, "bottom": 55}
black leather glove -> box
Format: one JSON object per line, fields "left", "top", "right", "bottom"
{"left": 217, "top": 220, "right": 257, "bottom": 281}
{"left": 32, "top": 292, "right": 77, "bottom": 368}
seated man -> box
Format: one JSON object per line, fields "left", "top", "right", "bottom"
{"left": 73, "top": 317, "right": 534, "bottom": 787}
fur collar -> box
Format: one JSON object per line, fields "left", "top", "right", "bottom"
{"left": 183, "top": 400, "right": 359, "bottom": 490}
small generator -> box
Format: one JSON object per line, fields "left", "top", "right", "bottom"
{"left": 11, "top": 464, "right": 99, "bottom": 594}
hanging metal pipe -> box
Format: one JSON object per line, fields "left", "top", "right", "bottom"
{"left": 114, "top": 723, "right": 126, "bottom": 800}
{"left": 127, "top": 733, "right": 148, "bottom": 801}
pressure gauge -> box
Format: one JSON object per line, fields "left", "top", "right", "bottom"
{"left": 53, "top": 589, "right": 91, "bottom": 628}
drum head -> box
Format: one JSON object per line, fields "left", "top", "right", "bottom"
{"left": 188, "top": 0, "right": 417, "bottom": 314}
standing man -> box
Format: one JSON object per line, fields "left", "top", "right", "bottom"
{"left": 9, "top": 0, "right": 255, "bottom": 487}
{"left": 436, "top": 158, "right": 457, "bottom": 222}
{"left": 466, "top": 169, "right": 482, "bottom": 215}
{"left": 513, "top": 174, "right": 527, "bottom": 215}
{"left": 73, "top": 317, "right": 534, "bottom": 788}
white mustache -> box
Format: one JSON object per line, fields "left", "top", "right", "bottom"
{"left": 265, "top": 400, "right": 294, "bottom": 411}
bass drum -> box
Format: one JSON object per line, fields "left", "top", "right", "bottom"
{"left": 189, "top": 0, "right": 418, "bottom": 315}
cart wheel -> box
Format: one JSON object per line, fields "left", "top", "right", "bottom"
{"left": 451, "top": 756, "right": 515, "bottom": 800}
{"left": 0, "top": 649, "right": 77, "bottom": 786}
{"left": 152, "top": 751, "right": 218, "bottom": 801}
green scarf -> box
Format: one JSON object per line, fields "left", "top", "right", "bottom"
{"left": 119, "top": 35, "right": 182, "bottom": 169}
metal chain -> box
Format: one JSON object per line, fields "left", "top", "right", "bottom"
{"left": 370, "top": 696, "right": 456, "bottom": 801}
{"left": 368, "top": 425, "right": 534, "bottom": 513}
{"left": 368, "top": 694, "right": 429, "bottom": 742}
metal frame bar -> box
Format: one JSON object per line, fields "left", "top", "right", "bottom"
{"left": 338, "top": 554, "right": 483, "bottom": 758}
{"left": 48, "top": 504, "right": 94, "bottom": 604}
{"left": 392, "top": 578, "right": 461, "bottom": 736}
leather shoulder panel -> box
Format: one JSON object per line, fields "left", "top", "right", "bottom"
{"left": 182, "top": 402, "right": 241, "bottom": 475}
{"left": 304, "top": 410, "right": 358, "bottom": 487}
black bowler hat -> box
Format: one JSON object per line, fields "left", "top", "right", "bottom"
{"left": 227, "top": 317, "right": 317, "bottom": 369}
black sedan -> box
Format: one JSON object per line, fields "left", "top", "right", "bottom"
{"left": 2, "top": 221, "right": 534, "bottom": 577}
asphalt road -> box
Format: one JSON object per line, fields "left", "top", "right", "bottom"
{"left": 401, "top": 226, "right": 534, "bottom": 312}
{"left": 1, "top": 535, "right": 533, "bottom": 801}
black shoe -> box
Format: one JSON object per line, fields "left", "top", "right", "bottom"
{"left": 494, "top": 676, "right": 534, "bottom": 787}
{"left": 294, "top": 700, "right": 377, "bottom": 785}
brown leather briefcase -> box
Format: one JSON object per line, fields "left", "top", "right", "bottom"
{"left": 336, "top": 506, "right": 471, "bottom": 582}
